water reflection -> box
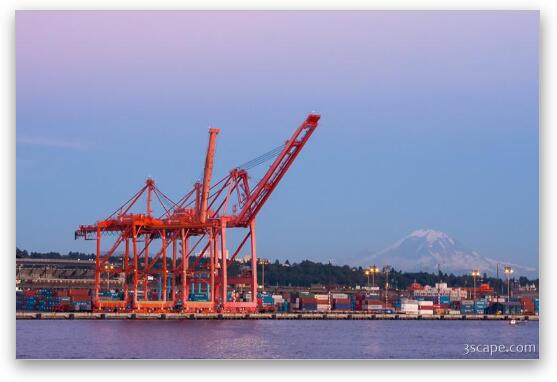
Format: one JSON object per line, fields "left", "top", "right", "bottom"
{"left": 16, "top": 320, "right": 539, "bottom": 359}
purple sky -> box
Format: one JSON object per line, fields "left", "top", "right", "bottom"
{"left": 16, "top": 11, "right": 538, "bottom": 272}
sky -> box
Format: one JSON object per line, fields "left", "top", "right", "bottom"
{"left": 16, "top": 11, "right": 539, "bottom": 270}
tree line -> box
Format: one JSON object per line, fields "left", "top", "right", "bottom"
{"left": 16, "top": 249, "right": 538, "bottom": 290}
{"left": 259, "top": 260, "right": 538, "bottom": 290}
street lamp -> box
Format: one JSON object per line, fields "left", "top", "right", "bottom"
{"left": 370, "top": 265, "right": 379, "bottom": 287}
{"left": 471, "top": 269, "right": 480, "bottom": 302}
{"left": 259, "top": 258, "right": 269, "bottom": 292}
{"left": 504, "top": 266, "right": 513, "bottom": 300}
{"left": 364, "top": 270, "right": 370, "bottom": 288}
{"left": 104, "top": 265, "right": 109, "bottom": 293}
{"left": 364, "top": 269, "right": 371, "bottom": 289}
{"left": 382, "top": 265, "right": 392, "bottom": 305}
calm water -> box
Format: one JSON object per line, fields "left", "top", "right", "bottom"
{"left": 16, "top": 320, "right": 539, "bottom": 359}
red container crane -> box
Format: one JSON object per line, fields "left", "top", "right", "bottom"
{"left": 75, "top": 113, "right": 320, "bottom": 313}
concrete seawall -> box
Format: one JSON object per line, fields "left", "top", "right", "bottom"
{"left": 16, "top": 311, "right": 539, "bottom": 321}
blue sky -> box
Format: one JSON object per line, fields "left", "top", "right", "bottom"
{"left": 16, "top": 11, "right": 538, "bottom": 269}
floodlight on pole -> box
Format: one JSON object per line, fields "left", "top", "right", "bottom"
{"left": 370, "top": 265, "right": 379, "bottom": 287}
{"left": 471, "top": 269, "right": 480, "bottom": 301}
{"left": 504, "top": 266, "right": 513, "bottom": 300}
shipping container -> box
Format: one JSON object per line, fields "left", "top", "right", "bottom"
{"left": 332, "top": 304, "right": 352, "bottom": 311}
{"left": 300, "top": 303, "right": 317, "bottom": 311}
{"left": 418, "top": 300, "right": 433, "bottom": 306}
{"left": 331, "top": 293, "right": 348, "bottom": 299}
{"left": 439, "top": 295, "right": 450, "bottom": 304}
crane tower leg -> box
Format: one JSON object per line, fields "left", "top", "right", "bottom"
{"left": 94, "top": 226, "right": 101, "bottom": 309}
{"left": 221, "top": 220, "right": 228, "bottom": 307}
{"left": 124, "top": 237, "right": 129, "bottom": 308}
{"left": 132, "top": 225, "right": 139, "bottom": 309}
{"left": 209, "top": 230, "right": 215, "bottom": 305}
{"left": 143, "top": 234, "right": 149, "bottom": 302}
{"left": 172, "top": 237, "right": 177, "bottom": 304}
{"left": 181, "top": 229, "right": 188, "bottom": 308}
{"left": 250, "top": 221, "right": 258, "bottom": 302}
{"left": 162, "top": 229, "right": 167, "bottom": 303}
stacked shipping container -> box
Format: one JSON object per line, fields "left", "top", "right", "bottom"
{"left": 16, "top": 288, "right": 92, "bottom": 312}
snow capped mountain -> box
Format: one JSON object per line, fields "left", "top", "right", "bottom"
{"left": 359, "top": 229, "right": 537, "bottom": 277}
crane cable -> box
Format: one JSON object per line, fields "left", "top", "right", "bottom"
{"left": 237, "top": 144, "right": 285, "bottom": 170}
{"left": 191, "top": 143, "right": 286, "bottom": 202}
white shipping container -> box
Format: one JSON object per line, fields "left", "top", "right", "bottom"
{"left": 448, "top": 310, "right": 461, "bottom": 315}
{"left": 418, "top": 300, "right": 433, "bottom": 306}
{"left": 316, "top": 304, "right": 330, "bottom": 311}
{"left": 331, "top": 293, "right": 348, "bottom": 299}
{"left": 315, "top": 294, "right": 329, "bottom": 300}
{"left": 419, "top": 310, "right": 434, "bottom": 315}
{"left": 363, "top": 304, "right": 383, "bottom": 310}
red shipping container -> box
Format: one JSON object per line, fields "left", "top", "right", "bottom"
{"left": 333, "top": 298, "right": 350, "bottom": 304}
{"left": 300, "top": 298, "right": 322, "bottom": 304}
{"left": 364, "top": 299, "right": 383, "bottom": 305}
{"left": 69, "top": 288, "right": 89, "bottom": 295}
{"left": 520, "top": 297, "right": 534, "bottom": 313}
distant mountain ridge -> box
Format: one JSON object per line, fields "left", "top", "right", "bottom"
{"left": 358, "top": 229, "right": 537, "bottom": 277}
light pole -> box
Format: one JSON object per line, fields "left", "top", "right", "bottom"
{"left": 259, "top": 259, "right": 269, "bottom": 292}
{"left": 104, "top": 264, "right": 114, "bottom": 294}
{"left": 504, "top": 266, "right": 513, "bottom": 300}
{"left": 471, "top": 269, "right": 480, "bottom": 302}
{"left": 365, "top": 270, "right": 370, "bottom": 288}
{"left": 104, "top": 265, "right": 109, "bottom": 293}
{"left": 383, "top": 265, "right": 392, "bottom": 305}
{"left": 370, "top": 265, "right": 379, "bottom": 287}
{"left": 496, "top": 262, "right": 501, "bottom": 297}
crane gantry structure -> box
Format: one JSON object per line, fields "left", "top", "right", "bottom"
{"left": 75, "top": 113, "right": 320, "bottom": 313}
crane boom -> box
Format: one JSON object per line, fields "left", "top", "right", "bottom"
{"left": 234, "top": 113, "right": 320, "bottom": 226}
{"left": 199, "top": 127, "right": 220, "bottom": 223}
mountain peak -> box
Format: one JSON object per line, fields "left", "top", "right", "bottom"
{"left": 407, "top": 229, "right": 453, "bottom": 244}
{"left": 357, "top": 228, "right": 537, "bottom": 277}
